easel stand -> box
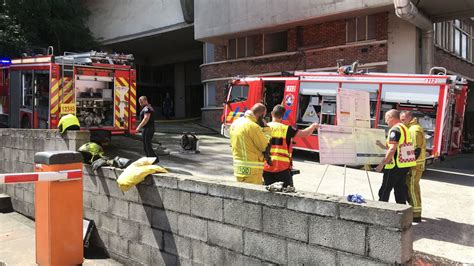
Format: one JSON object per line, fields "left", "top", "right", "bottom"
{"left": 315, "top": 164, "right": 375, "bottom": 200}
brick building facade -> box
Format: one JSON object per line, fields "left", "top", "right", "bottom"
{"left": 200, "top": 12, "right": 474, "bottom": 132}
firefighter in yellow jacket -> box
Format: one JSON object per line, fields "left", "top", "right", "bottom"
{"left": 401, "top": 110, "right": 426, "bottom": 223}
{"left": 229, "top": 103, "right": 270, "bottom": 184}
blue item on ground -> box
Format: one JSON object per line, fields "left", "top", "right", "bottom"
{"left": 347, "top": 194, "right": 366, "bottom": 204}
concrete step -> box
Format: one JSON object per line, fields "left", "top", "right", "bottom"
{"left": 0, "top": 194, "right": 12, "bottom": 211}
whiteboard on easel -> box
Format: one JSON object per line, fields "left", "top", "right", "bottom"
{"left": 319, "top": 125, "right": 386, "bottom": 165}
{"left": 336, "top": 88, "right": 371, "bottom": 128}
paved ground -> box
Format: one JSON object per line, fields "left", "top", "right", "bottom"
{"left": 0, "top": 211, "right": 120, "bottom": 265}
{"left": 103, "top": 120, "right": 474, "bottom": 264}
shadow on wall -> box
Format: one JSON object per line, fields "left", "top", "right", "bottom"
{"left": 136, "top": 179, "right": 180, "bottom": 265}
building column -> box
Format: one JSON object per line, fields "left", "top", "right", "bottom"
{"left": 174, "top": 63, "right": 186, "bottom": 118}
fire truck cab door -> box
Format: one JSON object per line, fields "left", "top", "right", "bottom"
{"left": 223, "top": 80, "right": 262, "bottom": 126}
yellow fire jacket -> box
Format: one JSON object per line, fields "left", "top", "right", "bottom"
{"left": 229, "top": 111, "right": 270, "bottom": 184}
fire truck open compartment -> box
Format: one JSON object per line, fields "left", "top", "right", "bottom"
{"left": 75, "top": 76, "right": 114, "bottom": 128}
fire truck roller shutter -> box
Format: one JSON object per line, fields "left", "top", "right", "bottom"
{"left": 381, "top": 84, "right": 440, "bottom": 105}
{"left": 299, "top": 82, "right": 338, "bottom": 96}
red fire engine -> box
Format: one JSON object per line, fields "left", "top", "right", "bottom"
{"left": 0, "top": 50, "right": 137, "bottom": 140}
{"left": 222, "top": 67, "right": 468, "bottom": 162}
{"left": 0, "top": 58, "right": 10, "bottom": 128}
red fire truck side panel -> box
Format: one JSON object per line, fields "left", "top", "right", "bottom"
{"left": 114, "top": 70, "right": 131, "bottom": 130}
{"left": 129, "top": 69, "right": 137, "bottom": 133}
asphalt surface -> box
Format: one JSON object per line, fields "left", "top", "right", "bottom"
{"left": 102, "top": 122, "right": 474, "bottom": 263}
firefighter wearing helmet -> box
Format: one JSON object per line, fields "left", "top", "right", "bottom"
{"left": 58, "top": 114, "right": 80, "bottom": 134}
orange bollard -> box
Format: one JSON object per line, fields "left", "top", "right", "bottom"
{"left": 34, "top": 151, "right": 84, "bottom": 266}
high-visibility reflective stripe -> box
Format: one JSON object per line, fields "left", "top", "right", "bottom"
{"left": 270, "top": 148, "right": 290, "bottom": 156}
{"left": 270, "top": 155, "right": 290, "bottom": 163}
{"left": 233, "top": 160, "right": 264, "bottom": 167}
{"left": 50, "top": 78, "right": 60, "bottom": 115}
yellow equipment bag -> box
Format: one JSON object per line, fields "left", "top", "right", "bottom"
{"left": 117, "top": 157, "right": 167, "bottom": 191}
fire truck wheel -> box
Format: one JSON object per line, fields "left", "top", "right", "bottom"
{"left": 20, "top": 117, "right": 31, "bottom": 129}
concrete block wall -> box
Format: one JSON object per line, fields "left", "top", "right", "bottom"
{"left": 0, "top": 129, "right": 90, "bottom": 218}
{"left": 84, "top": 167, "right": 413, "bottom": 265}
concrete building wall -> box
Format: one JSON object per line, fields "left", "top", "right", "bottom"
{"left": 195, "top": 0, "right": 393, "bottom": 41}
{"left": 86, "top": 0, "right": 186, "bottom": 44}
{"left": 387, "top": 13, "right": 419, "bottom": 73}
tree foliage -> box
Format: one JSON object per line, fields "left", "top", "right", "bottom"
{"left": 0, "top": 0, "right": 97, "bottom": 57}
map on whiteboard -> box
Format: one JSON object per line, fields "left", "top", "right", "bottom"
{"left": 336, "top": 88, "right": 371, "bottom": 128}
{"left": 319, "top": 125, "right": 386, "bottom": 165}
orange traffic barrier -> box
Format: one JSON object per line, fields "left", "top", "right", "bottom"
{"left": 34, "top": 151, "right": 83, "bottom": 266}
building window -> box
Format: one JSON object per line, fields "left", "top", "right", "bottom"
{"left": 264, "top": 31, "right": 287, "bottom": 54}
{"left": 204, "top": 43, "right": 215, "bottom": 63}
{"left": 227, "top": 35, "right": 260, "bottom": 59}
{"left": 346, "top": 15, "right": 376, "bottom": 43}
{"left": 204, "top": 82, "right": 216, "bottom": 107}
{"left": 434, "top": 20, "right": 473, "bottom": 62}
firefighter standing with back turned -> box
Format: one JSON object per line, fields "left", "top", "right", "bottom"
{"left": 229, "top": 103, "right": 269, "bottom": 184}
{"left": 263, "top": 104, "right": 319, "bottom": 189}
{"left": 400, "top": 110, "right": 426, "bottom": 223}
{"left": 375, "top": 109, "right": 416, "bottom": 204}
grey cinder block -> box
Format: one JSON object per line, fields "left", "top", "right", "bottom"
{"left": 109, "top": 197, "right": 129, "bottom": 219}
{"left": 163, "top": 189, "right": 191, "bottom": 214}
{"left": 287, "top": 241, "right": 337, "bottom": 265}
{"left": 153, "top": 175, "right": 178, "bottom": 189}
{"left": 263, "top": 207, "right": 309, "bottom": 242}
{"left": 91, "top": 194, "right": 109, "bottom": 213}
{"left": 137, "top": 185, "right": 163, "bottom": 208}
{"left": 244, "top": 189, "right": 288, "bottom": 208}
{"left": 129, "top": 202, "right": 153, "bottom": 224}
{"left": 163, "top": 233, "right": 192, "bottom": 259}
{"left": 309, "top": 216, "right": 366, "bottom": 255}
{"left": 118, "top": 218, "right": 140, "bottom": 241}
{"left": 287, "top": 193, "right": 338, "bottom": 217}
{"left": 339, "top": 201, "right": 412, "bottom": 230}
{"left": 208, "top": 182, "right": 245, "bottom": 201}
{"left": 224, "top": 199, "right": 262, "bottom": 231}
{"left": 152, "top": 209, "right": 179, "bottom": 233}
{"left": 138, "top": 224, "right": 163, "bottom": 249}
{"left": 208, "top": 221, "right": 244, "bottom": 253}
{"left": 150, "top": 248, "right": 179, "bottom": 265}
{"left": 223, "top": 249, "right": 262, "bottom": 266}
{"left": 244, "top": 231, "right": 287, "bottom": 264}
{"left": 367, "top": 227, "right": 413, "bottom": 264}
{"left": 337, "top": 251, "right": 386, "bottom": 266}
{"left": 99, "top": 213, "right": 119, "bottom": 233}
{"left": 191, "top": 239, "right": 225, "bottom": 265}
{"left": 128, "top": 241, "right": 152, "bottom": 265}
{"left": 190, "top": 194, "right": 223, "bottom": 221}
{"left": 178, "top": 178, "right": 209, "bottom": 194}
{"left": 108, "top": 234, "right": 129, "bottom": 257}
{"left": 178, "top": 214, "right": 207, "bottom": 241}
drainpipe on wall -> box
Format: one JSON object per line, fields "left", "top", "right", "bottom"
{"left": 394, "top": 0, "right": 434, "bottom": 74}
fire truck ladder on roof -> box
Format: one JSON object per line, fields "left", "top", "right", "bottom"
{"left": 54, "top": 51, "right": 134, "bottom": 66}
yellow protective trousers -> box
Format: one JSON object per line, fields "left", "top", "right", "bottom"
{"left": 407, "top": 163, "right": 424, "bottom": 218}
